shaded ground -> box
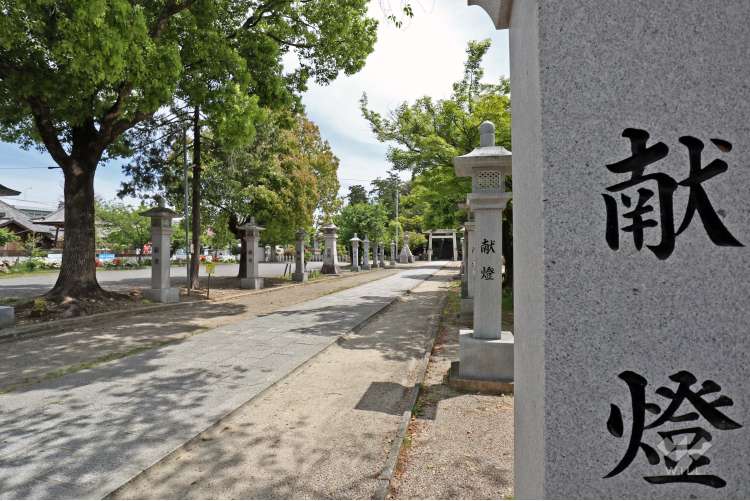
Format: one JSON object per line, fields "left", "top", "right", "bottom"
{"left": 0, "top": 267, "right": 398, "bottom": 393}
{"left": 109, "top": 264, "right": 457, "bottom": 500}
{"left": 389, "top": 282, "right": 514, "bottom": 500}
{"left": 0, "top": 264, "right": 447, "bottom": 499}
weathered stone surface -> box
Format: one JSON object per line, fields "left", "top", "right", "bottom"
{"left": 0, "top": 306, "right": 14, "bottom": 329}
{"left": 504, "top": 1, "right": 750, "bottom": 497}
{"left": 457, "top": 330, "right": 513, "bottom": 381}
{"left": 143, "top": 288, "right": 180, "bottom": 304}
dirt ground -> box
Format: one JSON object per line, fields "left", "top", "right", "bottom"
{"left": 389, "top": 283, "right": 514, "bottom": 500}
{"left": 0, "top": 267, "right": 398, "bottom": 393}
{"left": 108, "top": 266, "right": 456, "bottom": 500}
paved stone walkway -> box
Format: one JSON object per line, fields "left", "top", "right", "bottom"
{"left": 0, "top": 263, "right": 446, "bottom": 500}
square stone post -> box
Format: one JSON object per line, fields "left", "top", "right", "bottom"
{"left": 293, "top": 228, "right": 308, "bottom": 282}
{"left": 452, "top": 230, "right": 458, "bottom": 261}
{"left": 0, "top": 306, "right": 14, "bottom": 329}
{"left": 469, "top": 0, "right": 750, "bottom": 497}
{"left": 390, "top": 241, "right": 396, "bottom": 266}
{"left": 140, "top": 204, "right": 180, "bottom": 303}
{"left": 238, "top": 217, "right": 264, "bottom": 289}
{"left": 350, "top": 233, "right": 361, "bottom": 272}
{"left": 320, "top": 223, "right": 340, "bottom": 274}
{"left": 312, "top": 234, "right": 320, "bottom": 262}
{"left": 427, "top": 232, "right": 433, "bottom": 261}
{"left": 453, "top": 121, "right": 513, "bottom": 379}
{"left": 362, "top": 236, "right": 371, "bottom": 270}
{"left": 379, "top": 242, "right": 386, "bottom": 267}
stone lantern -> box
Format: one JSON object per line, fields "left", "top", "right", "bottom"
{"left": 350, "top": 233, "right": 361, "bottom": 272}
{"left": 140, "top": 201, "right": 180, "bottom": 303}
{"left": 399, "top": 233, "right": 413, "bottom": 263}
{"left": 293, "top": 228, "right": 308, "bottom": 283}
{"left": 238, "top": 217, "right": 264, "bottom": 289}
{"left": 453, "top": 120, "right": 513, "bottom": 381}
{"left": 320, "top": 222, "right": 340, "bottom": 274}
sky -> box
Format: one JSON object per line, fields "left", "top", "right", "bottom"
{"left": 0, "top": 0, "right": 509, "bottom": 212}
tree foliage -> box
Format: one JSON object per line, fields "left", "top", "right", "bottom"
{"left": 360, "top": 39, "right": 511, "bottom": 231}
{"left": 334, "top": 203, "right": 388, "bottom": 246}
{"left": 95, "top": 200, "right": 151, "bottom": 252}
{"left": 0, "top": 0, "right": 377, "bottom": 299}
{"left": 0, "top": 228, "right": 18, "bottom": 247}
{"left": 346, "top": 185, "right": 369, "bottom": 206}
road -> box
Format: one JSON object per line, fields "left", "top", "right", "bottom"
{"left": 0, "top": 262, "right": 324, "bottom": 299}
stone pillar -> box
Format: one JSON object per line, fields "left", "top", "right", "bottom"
{"left": 140, "top": 204, "right": 180, "bottom": 303}
{"left": 312, "top": 234, "right": 320, "bottom": 262}
{"left": 264, "top": 245, "right": 271, "bottom": 263}
{"left": 320, "top": 223, "right": 340, "bottom": 274}
{"left": 362, "top": 235, "right": 371, "bottom": 270}
{"left": 350, "top": 233, "right": 361, "bottom": 272}
{"left": 459, "top": 227, "right": 469, "bottom": 298}
{"left": 0, "top": 306, "right": 14, "bottom": 329}
{"left": 427, "top": 232, "right": 433, "bottom": 261}
{"left": 390, "top": 241, "right": 396, "bottom": 266}
{"left": 470, "top": 1, "right": 750, "bottom": 497}
{"left": 399, "top": 233, "right": 412, "bottom": 263}
{"left": 379, "top": 242, "right": 386, "bottom": 268}
{"left": 238, "top": 217, "right": 264, "bottom": 289}
{"left": 451, "top": 230, "right": 458, "bottom": 261}
{"left": 453, "top": 121, "right": 512, "bottom": 378}
{"left": 293, "top": 228, "right": 308, "bottom": 282}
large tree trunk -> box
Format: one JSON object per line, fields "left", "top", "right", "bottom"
{"left": 189, "top": 107, "right": 201, "bottom": 290}
{"left": 47, "top": 160, "right": 106, "bottom": 300}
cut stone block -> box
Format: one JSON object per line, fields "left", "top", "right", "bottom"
{"left": 0, "top": 305, "right": 14, "bottom": 329}
{"left": 458, "top": 329, "right": 513, "bottom": 382}
{"left": 240, "top": 278, "right": 264, "bottom": 290}
{"left": 143, "top": 288, "right": 180, "bottom": 304}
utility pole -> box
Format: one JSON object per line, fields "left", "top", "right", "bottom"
{"left": 182, "top": 126, "right": 191, "bottom": 289}
{"left": 395, "top": 186, "right": 400, "bottom": 248}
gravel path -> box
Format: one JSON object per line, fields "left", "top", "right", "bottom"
{"left": 0, "top": 264, "right": 447, "bottom": 500}
{"left": 0, "top": 267, "right": 398, "bottom": 393}
{"left": 109, "top": 265, "right": 457, "bottom": 500}
{"left": 389, "top": 283, "right": 514, "bottom": 500}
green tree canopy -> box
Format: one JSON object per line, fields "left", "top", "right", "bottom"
{"left": 0, "top": 0, "right": 377, "bottom": 300}
{"left": 346, "top": 185, "right": 369, "bottom": 206}
{"left": 360, "top": 39, "right": 511, "bottom": 231}
{"left": 334, "top": 203, "right": 388, "bottom": 247}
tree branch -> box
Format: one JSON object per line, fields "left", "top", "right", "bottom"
{"left": 26, "top": 97, "right": 70, "bottom": 168}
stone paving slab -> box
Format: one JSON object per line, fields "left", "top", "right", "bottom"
{"left": 0, "top": 263, "right": 446, "bottom": 500}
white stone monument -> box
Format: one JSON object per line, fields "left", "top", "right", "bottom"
{"left": 293, "top": 228, "right": 308, "bottom": 283}
{"left": 140, "top": 203, "right": 180, "bottom": 303}
{"left": 453, "top": 121, "right": 512, "bottom": 381}
{"left": 469, "top": 0, "right": 750, "bottom": 497}
{"left": 0, "top": 306, "right": 14, "bottom": 329}
{"left": 362, "top": 235, "right": 371, "bottom": 271}
{"left": 399, "top": 233, "right": 413, "bottom": 263}
{"left": 390, "top": 241, "right": 396, "bottom": 266}
{"left": 238, "top": 217, "right": 264, "bottom": 289}
{"left": 350, "top": 233, "right": 361, "bottom": 272}
{"left": 320, "top": 223, "right": 340, "bottom": 275}
{"left": 379, "top": 242, "right": 386, "bottom": 268}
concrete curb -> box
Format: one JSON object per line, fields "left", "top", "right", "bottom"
{"left": 104, "top": 263, "right": 445, "bottom": 500}
{"left": 0, "top": 268, "right": 399, "bottom": 344}
{"left": 373, "top": 291, "right": 451, "bottom": 500}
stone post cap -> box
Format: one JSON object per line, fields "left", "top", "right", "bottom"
{"left": 363, "top": 235, "right": 370, "bottom": 243}
{"left": 453, "top": 121, "right": 512, "bottom": 177}
{"left": 296, "top": 228, "right": 307, "bottom": 239}
{"left": 140, "top": 205, "right": 178, "bottom": 219}
{"left": 350, "top": 233, "right": 361, "bottom": 243}
{"left": 321, "top": 222, "right": 338, "bottom": 234}
{"left": 479, "top": 121, "right": 495, "bottom": 147}
{"left": 238, "top": 216, "right": 265, "bottom": 233}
